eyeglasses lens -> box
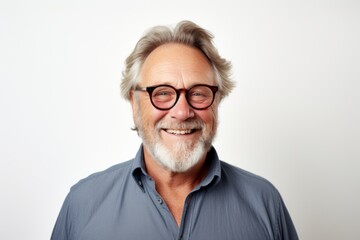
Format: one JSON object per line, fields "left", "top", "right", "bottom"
{"left": 151, "top": 85, "right": 214, "bottom": 110}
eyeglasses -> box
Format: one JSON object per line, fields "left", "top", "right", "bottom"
{"left": 134, "top": 84, "right": 219, "bottom": 110}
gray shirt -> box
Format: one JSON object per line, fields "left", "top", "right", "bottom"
{"left": 51, "top": 146, "right": 298, "bottom": 240}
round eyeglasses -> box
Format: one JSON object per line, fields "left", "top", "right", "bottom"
{"left": 134, "top": 84, "right": 219, "bottom": 110}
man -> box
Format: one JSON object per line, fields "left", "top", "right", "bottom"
{"left": 51, "top": 21, "right": 298, "bottom": 240}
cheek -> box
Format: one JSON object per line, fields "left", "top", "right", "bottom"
{"left": 197, "top": 108, "right": 218, "bottom": 127}
{"left": 207, "top": 102, "right": 219, "bottom": 122}
{"left": 139, "top": 101, "right": 167, "bottom": 127}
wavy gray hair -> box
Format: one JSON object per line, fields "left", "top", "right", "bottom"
{"left": 121, "top": 20, "right": 235, "bottom": 100}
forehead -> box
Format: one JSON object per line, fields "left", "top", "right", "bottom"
{"left": 139, "top": 44, "right": 216, "bottom": 87}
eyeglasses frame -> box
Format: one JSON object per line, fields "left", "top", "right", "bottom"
{"left": 134, "top": 84, "right": 219, "bottom": 110}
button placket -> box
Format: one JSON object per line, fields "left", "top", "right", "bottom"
{"left": 141, "top": 174, "right": 179, "bottom": 238}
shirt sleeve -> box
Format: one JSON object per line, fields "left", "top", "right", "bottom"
{"left": 51, "top": 193, "right": 71, "bottom": 240}
{"left": 276, "top": 196, "right": 299, "bottom": 240}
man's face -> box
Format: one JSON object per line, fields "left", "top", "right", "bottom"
{"left": 131, "top": 43, "right": 219, "bottom": 172}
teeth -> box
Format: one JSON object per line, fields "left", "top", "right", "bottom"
{"left": 166, "top": 129, "right": 193, "bottom": 135}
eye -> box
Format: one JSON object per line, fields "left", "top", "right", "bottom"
{"left": 191, "top": 91, "right": 207, "bottom": 97}
{"left": 189, "top": 88, "right": 210, "bottom": 98}
{"left": 154, "top": 90, "right": 173, "bottom": 96}
{"left": 152, "top": 87, "right": 176, "bottom": 101}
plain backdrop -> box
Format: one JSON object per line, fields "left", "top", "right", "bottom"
{"left": 0, "top": 0, "right": 359, "bottom": 239}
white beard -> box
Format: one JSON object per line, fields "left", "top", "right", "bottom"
{"left": 135, "top": 113, "right": 217, "bottom": 173}
{"left": 144, "top": 131, "right": 209, "bottom": 172}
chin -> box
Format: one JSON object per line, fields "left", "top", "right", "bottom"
{"left": 147, "top": 140, "right": 209, "bottom": 173}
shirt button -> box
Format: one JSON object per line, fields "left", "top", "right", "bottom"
{"left": 138, "top": 181, "right": 143, "bottom": 186}
{"left": 157, "top": 198, "right": 163, "bottom": 204}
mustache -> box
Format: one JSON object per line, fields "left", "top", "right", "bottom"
{"left": 156, "top": 119, "right": 204, "bottom": 130}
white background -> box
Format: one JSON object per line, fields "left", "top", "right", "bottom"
{"left": 1, "top": 0, "right": 359, "bottom": 239}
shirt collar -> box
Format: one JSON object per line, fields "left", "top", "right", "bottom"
{"left": 131, "top": 145, "right": 222, "bottom": 191}
{"left": 195, "top": 146, "right": 222, "bottom": 190}
{"left": 131, "top": 145, "right": 147, "bottom": 191}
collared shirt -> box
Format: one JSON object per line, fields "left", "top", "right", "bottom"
{"left": 51, "top": 146, "right": 298, "bottom": 240}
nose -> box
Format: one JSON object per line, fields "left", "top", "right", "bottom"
{"left": 169, "top": 93, "right": 195, "bottom": 121}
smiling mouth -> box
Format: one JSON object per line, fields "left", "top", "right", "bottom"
{"left": 163, "top": 129, "right": 198, "bottom": 135}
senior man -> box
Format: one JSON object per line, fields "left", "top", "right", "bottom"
{"left": 51, "top": 21, "right": 298, "bottom": 240}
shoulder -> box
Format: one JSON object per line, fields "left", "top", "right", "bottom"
{"left": 220, "top": 161, "right": 281, "bottom": 200}
{"left": 68, "top": 160, "right": 134, "bottom": 199}
{"left": 218, "top": 161, "right": 299, "bottom": 239}
{"left": 219, "top": 161, "right": 284, "bottom": 224}
{"left": 52, "top": 160, "right": 136, "bottom": 238}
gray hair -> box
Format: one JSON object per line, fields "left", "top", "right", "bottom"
{"left": 121, "top": 20, "right": 235, "bottom": 100}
